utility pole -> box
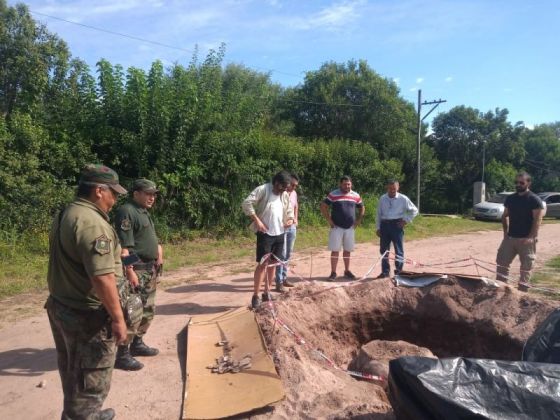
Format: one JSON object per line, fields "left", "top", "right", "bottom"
{"left": 416, "top": 89, "right": 446, "bottom": 212}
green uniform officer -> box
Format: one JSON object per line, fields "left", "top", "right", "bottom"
{"left": 46, "top": 164, "right": 128, "bottom": 420}
{"left": 113, "top": 178, "right": 162, "bottom": 370}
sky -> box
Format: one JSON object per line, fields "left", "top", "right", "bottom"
{"left": 12, "top": 0, "right": 560, "bottom": 127}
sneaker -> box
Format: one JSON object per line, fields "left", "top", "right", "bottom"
{"left": 251, "top": 294, "right": 261, "bottom": 309}
{"left": 328, "top": 272, "right": 337, "bottom": 281}
{"left": 283, "top": 280, "right": 295, "bottom": 287}
{"left": 275, "top": 284, "right": 285, "bottom": 293}
{"left": 262, "top": 292, "right": 276, "bottom": 302}
{"left": 344, "top": 270, "right": 357, "bottom": 280}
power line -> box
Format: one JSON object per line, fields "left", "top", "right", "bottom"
{"left": 31, "top": 10, "right": 194, "bottom": 54}
{"left": 30, "top": 10, "right": 303, "bottom": 79}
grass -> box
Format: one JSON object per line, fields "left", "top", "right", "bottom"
{"left": 0, "top": 215, "right": 503, "bottom": 300}
{"left": 530, "top": 256, "right": 560, "bottom": 300}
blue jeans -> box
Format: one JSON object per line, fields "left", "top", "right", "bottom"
{"left": 380, "top": 221, "right": 404, "bottom": 275}
{"left": 276, "top": 226, "right": 297, "bottom": 286}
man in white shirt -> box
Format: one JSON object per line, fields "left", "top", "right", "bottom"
{"left": 242, "top": 171, "right": 294, "bottom": 309}
{"left": 375, "top": 180, "right": 418, "bottom": 278}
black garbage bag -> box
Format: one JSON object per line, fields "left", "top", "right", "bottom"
{"left": 388, "top": 356, "right": 560, "bottom": 420}
{"left": 522, "top": 307, "right": 560, "bottom": 363}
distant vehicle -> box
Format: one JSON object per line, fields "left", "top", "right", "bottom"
{"left": 537, "top": 192, "right": 560, "bottom": 218}
{"left": 473, "top": 192, "right": 512, "bottom": 221}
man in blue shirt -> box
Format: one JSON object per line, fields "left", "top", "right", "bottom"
{"left": 376, "top": 180, "right": 418, "bottom": 278}
{"left": 320, "top": 176, "right": 365, "bottom": 281}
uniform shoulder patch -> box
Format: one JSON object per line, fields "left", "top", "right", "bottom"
{"left": 120, "top": 218, "right": 132, "bottom": 231}
{"left": 94, "top": 234, "right": 112, "bottom": 255}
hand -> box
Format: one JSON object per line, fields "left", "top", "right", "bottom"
{"left": 111, "top": 318, "right": 127, "bottom": 345}
{"left": 328, "top": 220, "right": 335, "bottom": 228}
{"left": 353, "top": 221, "right": 361, "bottom": 229}
{"left": 256, "top": 219, "right": 268, "bottom": 233}
{"left": 376, "top": 229, "right": 381, "bottom": 238}
{"left": 157, "top": 244, "right": 163, "bottom": 266}
{"left": 285, "top": 219, "right": 294, "bottom": 228}
{"left": 127, "top": 269, "right": 139, "bottom": 288}
{"left": 521, "top": 237, "right": 536, "bottom": 245}
{"left": 398, "top": 220, "right": 407, "bottom": 229}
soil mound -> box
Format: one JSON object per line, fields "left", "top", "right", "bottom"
{"left": 256, "top": 276, "right": 557, "bottom": 419}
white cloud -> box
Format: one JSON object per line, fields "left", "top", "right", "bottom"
{"left": 445, "top": 76, "right": 453, "bottom": 82}
{"left": 416, "top": 77, "right": 424, "bottom": 84}
{"left": 287, "top": 0, "right": 365, "bottom": 31}
{"left": 409, "top": 87, "right": 418, "bottom": 92}
{"left": 36, "top": 0, "right": 163, "bottom": 21}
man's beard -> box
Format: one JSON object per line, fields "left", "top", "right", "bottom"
{"left": 515, "top": 185, "right": 528, "bottom": 193}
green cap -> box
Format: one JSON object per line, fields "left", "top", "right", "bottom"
{"left": 132, "top": 178, "right": 158, "bottom": 193}
{"left": 79, "top": 164, "right": 127, "bottom": 195}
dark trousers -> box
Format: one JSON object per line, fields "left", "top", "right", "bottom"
{"left": 46, "top": 296, "right": 116, "bottom": 420}
{"left": 380, "top": 221, "right": 405, "bottom": 275}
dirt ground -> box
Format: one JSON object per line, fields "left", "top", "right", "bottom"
{"left": 1, "top": 225, "right": 559, "bottom": 420}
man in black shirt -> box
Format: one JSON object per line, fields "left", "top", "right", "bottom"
{"left": 496, "top": 172, "right": 545, "bottom": 290}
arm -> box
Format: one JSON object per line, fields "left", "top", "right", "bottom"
{"left": 528, "top": 208, "right": 545, "bottom": 239}
{"left": 405, "top": 198, "right": 419, "bottom": 222}
{"left": 242, "top": 186, "right": 268, "bottom": 232}
{"left": 294, "top": 204, "right": 299, "bottom": 226}
{"left": 320, "top": 202, "right": 334, "bottom": 228}
{"left": 91, "top": 274, "right": 127, "bottom": 345}
{"left": 376, "top": 198, "right": 382, "bottom": 232}
{"left": 354, "top": 205, "right": 365, "bottom": 228}
{"left": 120, "top": 248, "right": 139, "bottom": 287}
{"left": 284, "top": 193, "right": 295, "bottom": 227}
{"left": 501, "top": 207, "right": 509, "bottom": 237}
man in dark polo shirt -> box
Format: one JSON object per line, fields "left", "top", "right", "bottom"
{"left": 113, "top": 179, "right": 163, "bottom": 370}
{"left": 496, "top": 172, "right": 545, "bottom": 290}
{"left": 320, "top": 175, "right": 365, "bottom": 281}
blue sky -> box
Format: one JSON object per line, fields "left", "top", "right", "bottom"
{"left": 13, "top": 0, "right": 560, "bottom": 127}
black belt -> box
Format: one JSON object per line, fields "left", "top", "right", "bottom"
{"left": 381, "top": 219, "right": 402, "bottom": 223}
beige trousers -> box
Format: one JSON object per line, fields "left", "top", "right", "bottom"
{"left": 496, "top": 236, "right": 537, "bottom": 284}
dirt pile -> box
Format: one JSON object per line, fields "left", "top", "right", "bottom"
{"left": 256, "top": 276, "right": 557, "bottom": 419}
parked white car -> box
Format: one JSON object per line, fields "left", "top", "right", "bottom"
{"left": 538, "top": 192, "right": 560, "bottom": 218}
{"left": 473, "top": 192, "right": 512, "bottom": 221}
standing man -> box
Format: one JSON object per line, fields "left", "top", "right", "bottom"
{"left": 496, "top": 172, "right": 545, "bottom": 291}
{"left": 46, "top": 164, "right": 128, "bottom": 420}
{"left": 275, "top": 174, "right": 299, "bottom": 292}
{"left": 242, "top": 171, "right": 294, "bottom": 309}
{"left": 113, "top": 179, "right": 163, "bottom": 370}
{"left": 375, "top": 180, "right": 418, "bottom": 278}
{"left": 320, "top": 175, "right": 365, "bottom": 281}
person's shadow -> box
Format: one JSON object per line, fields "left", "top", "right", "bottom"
{"left": 0, "top": 348, "right": 58, "bottom": 376}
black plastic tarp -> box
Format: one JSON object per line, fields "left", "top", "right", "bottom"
{"left": 388, "top": 356, "right": 560, "bottom": 420}
{"left": 523, "top": 307, "right": 560, "bottom": 363}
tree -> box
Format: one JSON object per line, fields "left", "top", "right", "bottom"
{"left": 429, "top": 106, "right": 526, "bottom": 212}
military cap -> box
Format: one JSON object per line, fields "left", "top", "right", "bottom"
{"left": 79, "top": 164, "right": 127, "bottom": 194}
{"left": 132, "top": 178, "right": 159, "bottom": 193}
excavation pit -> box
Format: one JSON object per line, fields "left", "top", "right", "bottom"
{"left": 257, "top": 276, "right": 557, "bottom": 419}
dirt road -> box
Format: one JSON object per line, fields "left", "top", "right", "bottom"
{"left": 1, "top": 225, "right": 559, "bottom": 419}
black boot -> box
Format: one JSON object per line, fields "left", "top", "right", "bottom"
{"left": 114, "top": 345, "right": 144, "bottom": 371}
{"left": 130, "top": 336, "right": 159, "bottom": 357}
{"left": 96, "top": 408, "right": 116, "bottom": 420}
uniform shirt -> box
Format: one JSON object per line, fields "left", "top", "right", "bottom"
{"left": 504, "top": 191, "right": 544, "bottom": 238}
{"left": 47, "top": 198, "right": 122, "bottom": 311}
{"left": 375, "top": 192, "right": 419, "bottom": 229}
{"left": 324, "top": 189, "right": 363, "bottom": 229}
{"left": 114, "top": 200, "right": 159, "bottom": 261}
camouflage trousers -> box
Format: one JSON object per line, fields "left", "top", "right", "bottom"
{"left": 46, "top": 296, "right": 116, "bottom": 420}
{"left": 135, "top": 267, "right": 157, "bottom": 337}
